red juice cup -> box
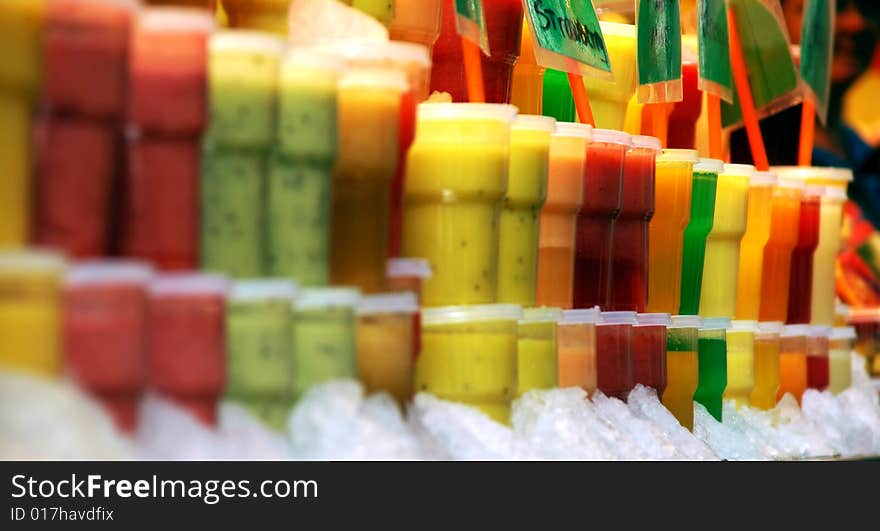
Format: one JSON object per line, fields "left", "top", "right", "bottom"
{"left": 611, "top": 135, "right": 661, "bottom": 312}
{"left": 63, "top": 261, "right": 154, "bottom": 432}
{"left": 634, "top": 312, "right": 671, "bottom": 397}
{"left": 786, "top": 185, "right": 822, "bottom": 324}
{"left": 596, "top": 311, "right": 636, "bottom": 400}
{"left": 33, "top": 113, "right": 116, "bottom": 258}
{"left": 573, "top": 129, "right": 631, "bottom": 309}
{"left": 667, "top": 59, "right": 702, "bottom": 150}
{"left": 430, "top": 0, "right": 523, "bottom": 103}
{"left": 43, "top": 0, "right": 135, "bottom": 119}
{"left": 806, "top": 325, "right": 831, "bottom": 391}
{"left": 147, "top": 273, "right": 228, "bottom": 426}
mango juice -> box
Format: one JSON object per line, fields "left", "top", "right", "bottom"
{"left": 724, "top": 320, "right": 757, "bottom": 407}
{"left": 662, "top": 315, "right": 701, "bottom": 431}
{"left": 777, "top": 325, "right": 808, "bottom": 404}
{"left": 810, "top": 187, "right": 846, "bottom": 326}
{"left": 497, "top": 116, "right": 555, "bottom": 306}
{"left": 679, "top": 158, "right": 720, "bottom": 315}
{"left": 582, "top": 21, "right": 637, "bottom": 130}
{"left": 759, "top": 180, "right": 804, "bottom": 322}
{"left": 750, "top": 322, "right": 782, "bottom": 410}
{"left": 356, "top": 293, "right": 419, "bottom": 405}
{"left": 735, "top": 172, "right": 777, "bottom": 320}
{"left": 828, "top": 326, "right": 855, "bottom": 394}
{"left": 516, "top": 307, "right": 562, "bottom": 396}
{"left": 557, "top": 308, "right": 600, "bottom": 392}
{"left": 403, "top": 103, "right": 517, "bottom": 307}
{"left": 0, "top": 92, "right": 32, "bottom": 246}
{"left": 511, "top": 20, "right": 544, "bottom": 115}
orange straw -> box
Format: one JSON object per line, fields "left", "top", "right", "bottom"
{"left": 707, "top": 92, "right": 723, "bottom": 159}
{"left": 567, "top": 72, "right": 595, "bottom": 127}
{"left": 461, "top": 36, "right": 485, "bottom": 103}
{"left": 726, "top": 5, "right": 769, "bottom": 171}
{"left": 798, "top": 99, "right": 815, "bottom": 166}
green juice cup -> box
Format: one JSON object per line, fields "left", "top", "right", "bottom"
{"left": 678, "top": 158, "right": 720, "bottom": 315}
{"left": 694, "top": 317, "right": 729, "bottom": 422}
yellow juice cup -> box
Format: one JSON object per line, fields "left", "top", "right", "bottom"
{"left": 497, "top": 115, "right": 556, "bottom": 306}
{"left": 724, "top": 320, "right": 756, "bottom": 407}
{"left": 828, "top": 326, "right": 855, "bottom": 394}
{"left": 648, "top": 149, "right": 698, "bottom": 314}
{"left": 403, "top": 103, "right": 517, "bottom": 307}
{"left": 356, "top": 292, "right": 419, "bottom": 405}
{"left": 557, "top": 307, "right": 600, "bottom": 393}
{"left": 662, "top": 315, "right": 701, "bottom": 431}
{"left": 516, "top": 306, "right": 561, "bottom": 397}
{"left": 582, "top": 21, "right": 637, "bottom": 130}
{"left": 699, "top": 164, "right": 752, "bottom": 318}
{"left": 0, "top": 0, "right": 46, "bottom": 96}
{"left": 511, "top": 19, "right": 545, "bottom": 115}
{"left": 735, "top": 171, "right": 777, "bottom": 320}
{"left": 415, "top": 304, "right": 523, "bottom": 424}
{"left": 388, "top": 0, "right": 442, "bottom": 51}
{"left": 750, "top": 321, "right": 782, "bottom": 410}
{"left": 0, "top": 250, "right": 66, "bottom": 376}
{"left": 0, "top": 92, "right": 33, "bottom": 246}
{"left": 759, "top": 179, "right": 804, "bottom": 322}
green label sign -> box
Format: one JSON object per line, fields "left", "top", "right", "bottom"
{"left": 697, "top": 0, "right": 733, "bottom": 100}
{"left": 800, "top": 0, "right": 834, "bottom": 123}
{"left": 524, "top": 0, "right": 611, "bottom": 73}
{"left": 454, "top": 0, "right": 490, "bottom": 55}
{"left": 637, "top": 0, "right": 682, "bottom": 86}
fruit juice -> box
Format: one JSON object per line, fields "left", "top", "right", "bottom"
{"left": 386, "top": 258, "right": 432, "bottom": 303}
{"left": 430, "top": 0, "right": 523, "bottom": 103}
{"left": 356, "top": 292, "right": 419, "bottom": 405}
{"left": 633, "top": 313, "right": 670, "bottom": 396}
{"left": 128, "top": 8, "right": 214, "bottom": 135}
{"left": 497, "top": 115, "right": 555, "bottom": 306}
{"left": 225, "top": 280, "right": 297, "bottom": 430}
{"left": 724, "top": 320, "right": 756, "bottom": 407}
{"left": 573, "top": 130, "right": 631, "bottom": 309}
{"left": 331, "top": 67, "right": 405, "bottom": 293}
{"left": 204, "top": 31, "right": 285, "bottom": 148}
{"left": 0, "top": 0, "right": 47, "bottom": 95}
{"left": 33, "top": 114, "right": 115, "bottom": 258}
{"left": 848, "top": 308, "right": 880, "bottom": 374}
{"left": 291, "top": 288, "right": 360, "bottom": 401}
{"left": 511, "top": 20, "right": 544, "bottom": 115}
{"left": 517, "top": 307, "right": 561, "bottom": 397}
{"left": 415, "top": 304, "right": 523, "bottom": 424}
{"left": 806, "top": 326, "right": 831, "bottom": 391}
{"left": 403, "top": 103, "right": 517, "bottom": 306}
{"left": 662, "top": 315, "right": 700, "bottom": 431}
{"left": 678, "top": 158, "right": 720, "bottom": 315}
{"left": 811, "top": 187, "right": 846, "bottom": 325}
{"left": 582, "top": 22, "right": 637, "bottom": 130}
{"left": 63, "top": 261, "right": 153, "bottom": 431}
{"left": 759, "top": 179, "right": 804, "bottom": 322}
{"left": 535, "top": 123, "right": 589, "bottom": 309}
{"left": 123, "top": 135, "right": 199, "bottom": 270}
{"left": 43, "top": 0, "right": 134, "bottom": 118}
{"left": 786, "top": 186, "right": 822, "bottom": 324}
{"left": 751, "top": 322, "right": 782, "bottom": 410}
{"left": 828, "top": 326, "right": 855, "bottom": 394}
{"left": 148, "top": 274, "right": 228, "bottom": 425}
{"left": 735, "top": 171, "right": 777, "bottom": 320}
{"left": 388, "top": 0, "right": 442, "bottom": 52}
{"left": 694, "top": 318, "right": 729, "bottom": 422}
{"left": 777, "top": 325, "right": 808, "bottom": 404}
{"left": 221, "top": 0, "right": 289, "bottom": 33}
{"left": 542, "top": 69, "right": 575, "bottom": 122}
{"left": 771, "top": 166, "right": 854, "bottom": 191}
{"left": 698, "top": 164, "right": 752, "bottom": 318}
{"left": 648, "top": 149, "right": 698, "bottom": 314}
{"left": 0, "top": 251, "right": 65, "bottom": 376}
{"left": 596, "top": 312, "right": 636, "bottom": 401}
{"left": 556, "top": 308, "right": 600, "bottom": 392}
{"left": 0, "top": 92, "right": 34, "bottom": 246}
{"left": 667, "top": 60, "right": 701, "bottom": 149}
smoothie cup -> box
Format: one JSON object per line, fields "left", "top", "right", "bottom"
{"left": 596, "top": 311, "right": 636, "bottom": 401}
{"left": 542, "top": 69, "right": 575, "bottom": 122}
{"left": 0, "top": 250, "right": 66, "bottom": 377}
{"left": 385, "top": 258, "right": 432, "bottom": 303}
{"left": 759, "top": 179, "right": 804, "bottom": 322}
{"left": 148, "top": 273, "right": 228, "bottom": 426}
{"left": 415, "top": 304, "right": 523, "bottom": 424}
{"left": 723, "top": 320, "right": 756, "bottom": 408}
{"left": 735, "top": 171, "right": 777, "bottom": 320}
{"left": 388, "top": 0, "right": 443, "bottom": 52}
{"left": 0, "top": 92, "right": 33, "bottom": 246}
{"left": 0, "top": 0, "right": 47, "bottom": 96}
{"left": 771, "top": 165, "right": 854, "bottom": 191}
{"left": 751, "top": 321, "right": 782, "bottom": 410}
{"left": 633, "top": 313, "right": 670, "bottom": 397}
{"left": 662, "top": 315, "right": 701, "bottom": 431}
{"left": 647, "top": 149, "right": 698, "bottom": 314}
{"left": 557, "top": 307, "right": 600, "bottom": 392}
{"left": 517, "top": 307, "right": 562, "bottom": 397}
{"left": 497, "top": 115, "right": 556, "bottom": 307}
{"left": 356, "top": 292, "right": 419, "bottom": 405}
{"left": 828, "top": 326, "right": 855, "bottom": 394}
{"left": 694, "top": 317, "right": 729, "bottom": 422}
{"left": 698, "top": 164, "right": 752, "bottom": 318}
{"left": 63, "top": 261, "right": 153, "bottom": 431}
{"left": 806, "top": 325, "right": 831, "bottom": 391}
{"left": 535, "top": 122, "right": 589, "bottom": 309}
{"left": 610, "top": 135, "right": 660, "bottom": 313}
{"left": 403, "top": 103, "right": 517, "bottom": 306}
{"left": 330, "top": 67, "right": 406, "bottom": 293}
{"left": 786, "top": 185, "right": 823, "bottom": 324}
{"left": 221, "top": 0, "right": 290, "bottom": 34}
{"left": 679, "top": 158, "right": 721, "bottom": 316}
{"left": 846, "top": 307, "right": 880, "bottom": 376}
{"left": 511, "top": 19, "right": 544, "bottom": 115}
{"left": 582, "top": 21, "right": 637, "bottom": 130}
{"left": 573, "top": 129, "right": 631, "bottom": 309}
{"left": 291, "top": 287, "right": 360, "bottom": 401}
{"left": 777, "top": 324, "right": 809, "bottom": 404}
{"left": 430, "top": 0, "right": 523, "bottom": 103}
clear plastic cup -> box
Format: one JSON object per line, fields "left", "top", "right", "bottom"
{"left": 759, "top": 178, "right": 804, "bottom": 322}
{"left": 633, "top": 313, "right": 671, "bottom": 396}
{"left": 778, "top": 324, "right": 809, "bottom": 404}
{"left": 663, "top": 315, "right": 701, "bottom": 430}
{"left": 735, "top": 170, "right": 778, "bottom": 320}
{"left": 597, "top": 311, "right": 637, "bottom": 400}
{"left": 810, "top": 186, "right": 847, "bottom": 325}
{"left": 806, "top": 325, "right": 832, "bottom": 391}
{"left": 751, "top": 321, "right": 782, "bottom": 410}
{"left": 829, "top": 326, "right": 856, "bottom": 394}
{"left": 680, "top": 158, "right": 722, "bottom": 315}
{"left": 516, "top": 306, "right": 562, "bottom": 396}
{"left": 695, "top": 317, "right": 730, "bottom": 422}
{"left": 557, "top": 307, "right": 601, "bottom": 393}
{"left": 724, "top": 320, "right": 757, "bottom": 407}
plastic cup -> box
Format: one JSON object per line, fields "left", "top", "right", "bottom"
{"left": 403, "top": 103, "right": 517, "bottom": 306}
{"left": 385, "top": 258, "right": 432, "bottom": 303}
{"left": 724, "top": 320, "right": 757, "bottom": 407}
{"left": 0, "top": 92, "right": 33, "bottom": 246}
{"left": 0, "top": 0, "right": 48, "bottom": 96}
{"left": 679, "top": 158, "right": 721, "bottom": 315}
{"left": 694, "top": 317, "right": 729, "bottom": 422}
{"left": 511, "top": 19, "right": 544, "bottom": 115}
{"left": 582, "top": 21, "right": 637, "bottom": 130}
{"left": 415, "top": 304, "right": 523, "bottom": 424}
{"left": 750, "top": 321, "right": 782, "bottom": 409}
{"left": 777, "top": 324, "right": 809, "bottom": 404}
{"left": 633, "top": 313, "right": 670, "bottom": 397}
{"left": 735, "top": 170, "right": 778, "bottom": 320}
{"left": 828, "top": 326, "right": 856, "bottom": 394}
{"left": 806, "top": 325, "right": 831, "bottom": 391}
{"left": 759, "top": 178, "right": 804, "bottom": 322}
{"left": 497, "top": 115, "right": 556, "bottom": 307}
{"left": 557, "top": 307, "right": 601, "bottom": 393}
{"left": 786, "top": 185, "right": 823, "bottom": 324}
{"left": 771, "top": 165, "right": 854, "bottom": 191}
{"left": 662, "top": 315, "right": 701, "bottom": 431}
{"left": 597, "top": 311, "right": 636, "bottom": 400}
{"left": 517, "top": 307, "right": 561, "bottom": 397}
{"left": 356, "top": 292, "right": 419, "bottom": 405}
{"left": 535, "top": 123, "right": 590, "bottom": 309}
{"left": 388, "top": 0, "right": 443, "bottom": 54}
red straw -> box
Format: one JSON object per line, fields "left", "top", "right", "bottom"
{"left": 707, "top": 92, "right": 723, "bottom": 159}
{"left": 726, "top": 5, "right": 769, "bottom": 170}
{"left": 798, "top": 99, "right": 815, "bottom": 166}
{"left": 461, "top": 36, "right": 485, "bottom": 103}
{"left": 567, "top": 72, "right": 595, "bottom": 127}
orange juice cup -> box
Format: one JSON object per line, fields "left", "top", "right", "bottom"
{"left": 557, "top": 307, "right": 600, "bottom": 392}
{"left": 777, "top": 324, "right": 808, "bottom": 404}
{"left": 759, "top": 178, "right": 804, "bottom": 322}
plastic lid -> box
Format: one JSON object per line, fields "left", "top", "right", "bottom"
{"left": 512, "top": 115, "right": 557, "bottom": 133}
{"left": 723, "top": 163, "right": 756, "bottom": 177}
{"left": 210, "top": 31, "right": 286, "bottom": 56}
{"left": 750, "top": 171, "right": 778, "bottom": 186}
{"left": 560, "top": 307, "right": 602, "bottom": 325}
{"left": 831, "top": 326, "right": 857, "bottom": 341}
{"left": 636, "top": 313, "right": 672, "bottom": 326}
{"left": 417, "top": 103, "right": 518, "bottom": 123}
{"left": 66, "top": 260, "right": 154, "bottom": 287}
{"left": 386, "top": 258, "right": 432, "bottom": 279}
{"left": 357, "top": 292, "right": 419, "bottom": 315}
{"left": 521, "top": 307, "right": 564, "bottom": 323}
{"left": 600, "top": 311, "right": 638, "bottom": 325}
{"left": 314, "top": 40, "right": 431, "bottom": 68}
{"left": 150, "top": 273, "right": 229, "bottom": 297}
{"left": 631, "top": 135, "right": 662, "bottom": 151}
{"left": 554, "top": 122, "right": 592, "bottom": 139}
{"left": 809, "top": 325, "right": 833, "bottom": 338}
{"left": 778, "top": 177, "right": 806, "bottom": 191}
{"left": 422, "top": 304, "right": 523, "bottom": 325}
{"left": 590, "top": 129, "right": 632, "bottom": 146}
{"left": 283, "top": 46, "right": 346, "bottom": 72}
{"left": 296, "top": 287, "right": 361, "bottom": 310}
{"left": 339, "top": 67, "right": 408, "bottom": 91}
{"left": 695, "top": 158, "right": 725, "bottom": 173}
{"left": 0, "top": 249, "right": 66, "bottom": 273}
{"left": 671, "top": 315, "right": 703, "bottom": 328}
{"left": 757, "top": 321, "right": 785, "bottom": 335}
{"left": 231, "top": 279, "right": 299, "bottom": 302}
{"left": 137, "top": 7, "right": 216, "bottom": 34}
{"left": 823, "top": 186, "right": 848, "bottom": 201}
{"left": 599, "top": 21, "right": 637, "bottom": 38}
{"left": 847, "top": 307, "right": 880, "bottom": 324}
{"left": 782, "top": 324, "right": 811, "bottom": 337}
{"left": 658, "top": 149, "right": 699, "bottom": 163}
{"left": 701, "top": 317, "right": 731, "bottom": 330}
{"left": 730, "top": 320, "right": 759, "bottom": 332}
{"left": 804, "top": 184, "right": 825, "bottom": 198}
{"left": 771, "top": 166, "right": 854, "bottom": 183}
